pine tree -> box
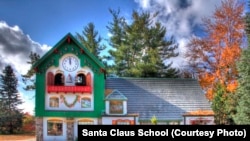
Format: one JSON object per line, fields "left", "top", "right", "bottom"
{"left": 233, "top": 2, "right": 250, "bottom": 123}
{"left": 22, "top": 51, "right": 40, "bottom": 90}
{"left": 76, "top": 22, "right": 107, "bottom": 61}
{"left": 233, "top": 48, "right": 250, "bottom": 124}
{"left": 0, "top": 65, "right": 23, "bottom": 134}
{"left": 107, "top": 9, "right": 179, "bottom": 77}
{"left": 212, "top": 83, "right": 228, "bottom": 124}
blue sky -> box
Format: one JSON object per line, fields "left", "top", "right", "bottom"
{"left": 0, "top": 0, "right": 247, "bottom": 114}
{"left": 0, "top": 0, "right": 137, "bottom": 46}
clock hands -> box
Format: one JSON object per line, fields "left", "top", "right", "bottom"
{"left": 62, "top": 56, "right": 79, "bottom": 71}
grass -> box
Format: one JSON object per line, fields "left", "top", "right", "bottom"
{"left": 0, "top": 133, "right": 35, "bottom": 140}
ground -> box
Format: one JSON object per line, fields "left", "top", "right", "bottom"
{"left": 0, "top": 134, "right": 36, "bottom": 141}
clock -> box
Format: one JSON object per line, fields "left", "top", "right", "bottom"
{"left": 62, "top": 56, "right": 79, "bottom": 72}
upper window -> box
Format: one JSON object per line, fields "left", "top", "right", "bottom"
{"left": 47, "top": 71, "right": 92, "bottom": 87}
{"left": 54, "top": 73, "right": 64, "bottom": 86}
{"left": 110, "top": 100, "right": 123, "bottom": 114}
{"left": 75, "top": 73, "right": 86, "bottom": 86}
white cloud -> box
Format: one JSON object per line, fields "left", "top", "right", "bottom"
{"left": 0, "top": 21, "right": 51, "bottom": 114}
{"left": 135, "top": 0, "right": 150, "bottom": 9}
{"left": 135, "top": 0, "right": 223, "bottom": 70}
{"left": 0, "top": 21, "right": 50, "bottom": 74}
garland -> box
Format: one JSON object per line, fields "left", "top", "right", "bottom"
{"left": 60, "top": 95, "right": 80, "bottom": 108}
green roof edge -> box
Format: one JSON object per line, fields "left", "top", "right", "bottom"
{"left": 33, "top": 32, "right": 105, "bottom": 69}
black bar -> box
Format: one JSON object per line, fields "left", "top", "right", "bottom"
{"left": 78, "top": 125, "right": 249, "bottom": 139}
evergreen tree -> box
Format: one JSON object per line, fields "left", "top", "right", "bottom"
{"left": 212, "top": 83, "right": 232, "bottom": 124}
{"left": 0, "top": 65, "right": 23, "bottom": 134}
{"left": 233, "top": 47, "right": 250, "bottom": 124}
{"left": 76, "top": 22, "right": 107, "bottom": 61}
{"left": 22, "top": 51, "right": 40, "bottom": 90}
{"left": 107, "top": 9, "right": 179, "bottom": 77}
{"left": 233, "top": 2, "right": 250, "bottom": 123}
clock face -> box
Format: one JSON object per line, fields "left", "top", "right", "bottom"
{"left": 62, "top": 56, "right": 79, "bottom": 72}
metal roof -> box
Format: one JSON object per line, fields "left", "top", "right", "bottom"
{"left": 105, "top": 77, "right": 212, "bottom": 121}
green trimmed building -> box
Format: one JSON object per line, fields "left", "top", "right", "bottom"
{"left": 33, "top": 33, "right": 106, "bottom": 141}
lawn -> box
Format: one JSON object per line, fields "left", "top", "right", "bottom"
{"left": 0, "top": 134, "right": 36, "bottom": 140}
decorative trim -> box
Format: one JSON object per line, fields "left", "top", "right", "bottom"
{"left": 60, "top": 95, "right": 80, "bottom": 108}
{"left": 100, "top": 68, "right": 105, "bottom": 73}
{"left": 47, "top": 86, "right": 92, "bottom": 93}
{"left": 67, "top": 36, "right": 71, "bottom": 43}
{"left": 81, "top": 49, "right": 84, "bottom": 54}
{"left": 34, "top": 67, "right": 39, "bottom": 73}
{"left": 54, "top": 49, "right": 58, "bottom": 53}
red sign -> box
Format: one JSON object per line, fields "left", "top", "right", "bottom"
{"left": 47, "top": 86, "right": 92, "bottom": 93}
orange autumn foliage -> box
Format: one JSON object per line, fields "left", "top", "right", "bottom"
{"left": 22, "top": 112, "right": 35, "bottom": 133}
{"left": 185, "top": 0, "right": 245, "bottom": 101}
{"left": 184, "top": 110, "right": 214, "bottom": 116}
{"left": 226, "top": 81, "right": 238, "bottom": 93}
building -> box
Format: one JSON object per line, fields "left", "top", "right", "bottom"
{"left": 33, "top": 33, "right": 214, "bottom": 141}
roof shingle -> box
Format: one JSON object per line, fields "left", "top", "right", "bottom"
{"left": 105, "top": 77, "right": 212, "bottom": 121}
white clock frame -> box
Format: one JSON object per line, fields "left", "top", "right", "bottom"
{"left": 62, "top": 55, "right": 79, "bottom": 72}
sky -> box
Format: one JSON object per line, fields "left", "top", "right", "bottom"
{"left": 0, "top": 0, "right": 247, "bottom": 115}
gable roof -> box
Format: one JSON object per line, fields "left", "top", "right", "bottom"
{"left": 105, "top": 77, "right": 212, "bottom": 121}
{"left": 105, "top": 89, "right": 127, "bottom": 100}
{"left": 33, "top": 33, "right": 105, "bottom": 69}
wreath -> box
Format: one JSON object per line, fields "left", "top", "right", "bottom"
{"left": 60, "top": 95, "right": 80, "bottom": 108}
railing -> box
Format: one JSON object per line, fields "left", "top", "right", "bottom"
{"left": 47, "top": 86, "right": 92, "bottom": 93}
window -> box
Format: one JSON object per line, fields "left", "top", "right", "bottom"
{"left": 54, "top": 73, "right": 64, "bottom": 86}
{"left": 112, "top": 119, "right": 134, "bottom": 125}
{"left": 78, "top": 119, "right": 94, "bottom": 125}
{"left": 47, "top": 120, "right": 63, "bottom": 136}
{"left": 190, "top": 119, "right": 210, "bottom": 125}
{"left": 75, "top": 73, "right": 86, "bottom": 86}
{"left": 81, "top": 97, "right": 91, "bottom": 108}
{"left": 49, "top": 97, "right": 59, "bottom": 108}
{"left": 110, "top": 100, "right": 123, "bottom": 114}
{"left": 117, "top": 121, "right": 130, "bottom": 125}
